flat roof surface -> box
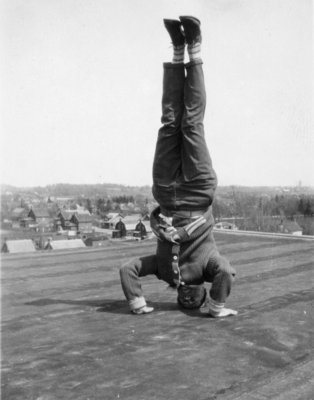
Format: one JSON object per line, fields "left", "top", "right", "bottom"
{"left": 1, "top": 232, "right": 314, "bottom": 400}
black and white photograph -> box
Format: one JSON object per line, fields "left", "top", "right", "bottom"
{"left": 1, "top": 0, "right": 313, "bottom": 399}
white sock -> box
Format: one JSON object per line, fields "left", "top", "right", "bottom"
{"left": 172, "top": 45, "right": 185, "bottom": 64}
{"left": 187, "top": 43, "right": 201, "bottom": 61}
{"left": 208, "top": 298, "right": 238, "bottom": 318}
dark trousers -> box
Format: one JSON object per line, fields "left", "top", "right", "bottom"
{"left": 152, "top": 59, "right": 217, "bottom": 211}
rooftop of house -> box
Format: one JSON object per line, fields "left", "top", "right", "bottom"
{"left": 122, "top": 214, "right": 143, "bottom": 223}
{"left": 71, "top": 213, "right": 93, "bottom": 223}
{"left": 106, "top": 212, "right": 124, "bottom": 221}
{"left": 29, "top": 208, "right": 51, "bottom": 218}
{"left": 10, "top": 207, "right": 28, "bottom": 219}
{"left": 11, "top": 207, "right": 26, "bottom": 214}
{"left": 281, "top": 219, "right": 302, "bottom": 232}
{"left": 58, "top": 210, "right": 74, "bottom": 220}
{"left": 74, "top": 207, "right": 91, "bottom": 216}
{"left": 1, "top": 239, "right": 36, "bottom": 254}
{"left": 45, "top": 239, "right": 86, "bottom": 250}
{"left": 1, "top": 231, "right": 314, "bottom": 399}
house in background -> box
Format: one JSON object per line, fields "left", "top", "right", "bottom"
{"left": 56, "top": 209, "right": 93, "bottom": 233}
{"left": 57, "top": 210, "right": 75, "bottom": 231}
{"left": 141, "top": 213, "right": 150, "bottom": 222}
{"left": 10, "top": 207, "right": 28, "bottom": 228}
{"left": 28, "top": 208, "right": 52, "bottom": 223}
{"left": 278, "top": 219, "right": 303, "bottom": 236}
{"left": 134, "top": 221, "right": 147, "bottom": 239}
{"left": 70, "top": 213, "right": 93, "bottom": 233}
{"left": 102, "top": 213, "right": 124, "bottom": 229}
{"left": 122, "top": 214, "right": 150, "bottom": 238}
{"left": 123, "top": 214, "right": 142, "bottom": 231}
{"left": 114, "top": 219, "right": 126, "bottom": 238}
{"left": 20, "top": 217, "right": 38, "bottom": 230}
{"left": 28, "top": 208, "right": 54, "bottom": 232}
{"left": 75, "top": 205, "right": 91, "bottom": 215}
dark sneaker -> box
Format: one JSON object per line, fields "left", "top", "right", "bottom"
{"left": 179, "top": 16, "right": 202, "bottom": 45}
{"left": 163, "top": 19, "right": 185, "bottom": 46}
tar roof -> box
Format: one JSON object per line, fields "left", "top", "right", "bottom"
{"left": 1, "top": 231, "right": 314, "bottom": 399}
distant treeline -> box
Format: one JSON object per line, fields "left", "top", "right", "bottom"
{"left": 2, "top": 183, "right": 314, "bottom": 198}
{"left": 1, "top": 183, "right": 153, "bottom": 198}
{"left": 212, "top": 192, "right": 314, "bottom": 234}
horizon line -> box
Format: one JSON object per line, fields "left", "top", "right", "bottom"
{"left": 1, "top": 182, "right": 314, "bottom": 189}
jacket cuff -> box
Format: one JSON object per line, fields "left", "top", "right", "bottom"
{"left": 129, "top": 296, "right": 147, "bottom": 311}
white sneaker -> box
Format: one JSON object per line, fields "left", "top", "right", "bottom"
{"left": 132, "top": 306, "right": 154, "bottom": 315}
{"left": 208, "top": 307, "right": 238, "bottom": 318}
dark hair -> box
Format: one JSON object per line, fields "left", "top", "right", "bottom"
{"left": 177, "top": 284, "right": 207, "bottom": 309}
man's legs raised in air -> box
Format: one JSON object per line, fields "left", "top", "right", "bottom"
{"left": 152, "top": 19, "right": 186, "bottom": 211}
{"left": 175, "top": 16, "right": 217, "bottom": 211}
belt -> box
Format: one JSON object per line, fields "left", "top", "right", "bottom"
{"left": 160, "top": 208, "right": 208, "bottom": 218}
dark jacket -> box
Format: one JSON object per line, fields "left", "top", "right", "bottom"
{"left": 149, "top": 206, "right": 227, "bottom": 287}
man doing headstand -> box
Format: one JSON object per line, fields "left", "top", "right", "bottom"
{"left": 119, "top": 16, "right": 237, "bottom": 318}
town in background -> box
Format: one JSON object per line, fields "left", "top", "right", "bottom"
{"left": 1, "top": 183, "right": 314, "bottom": 253}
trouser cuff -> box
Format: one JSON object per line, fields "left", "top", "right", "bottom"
{"left": 163, "top": 62, "right": 185, "bottom": 69}
{"left": 129, "top": 296, "right": 147, "bottom": 311}
{"left": 185, "top": 59, "right": 203, "bottom": 68}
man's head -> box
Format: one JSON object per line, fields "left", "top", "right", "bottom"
{"left": 177, "top": 284, "right": 207, "bottom": 309}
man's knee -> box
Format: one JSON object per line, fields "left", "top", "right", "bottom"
{"left": 217, "top": 256, "right": 236, "bottom": 278}
{"left": 208, "top": 256, "right": 235, "bottom": 302}
{"left": 207, "top": 255, "right": 236, "bottom": 285}
{"left": 119, "top": 258, "right": 139, "bottom": 277}
{"left": 120, "top": 257, "right": 154, "bottom": 281}
{"left": 119, "top": 264, "right": 128, "bottom": 278}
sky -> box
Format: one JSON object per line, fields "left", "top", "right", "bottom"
{"left": 1, "top": 0, "right": 313, "bottom": 188}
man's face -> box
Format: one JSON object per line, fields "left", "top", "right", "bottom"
{"left": 177, "top": 284, "right": 207, "bottom": 309}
